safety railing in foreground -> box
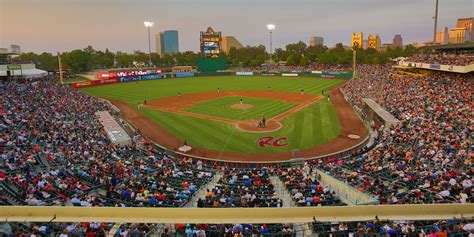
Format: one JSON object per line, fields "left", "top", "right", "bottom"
{"left": 1, "top": 204, "right": 473, "bottom": 224}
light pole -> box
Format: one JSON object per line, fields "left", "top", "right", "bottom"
{"left": 433, "top": 0, "right": 439, "bottom": 44}
{"left": 266, "top": 24, "right": 275, "bottom": 64}
{"left": 144, "top": 21, "right": 154, "bottom": 66}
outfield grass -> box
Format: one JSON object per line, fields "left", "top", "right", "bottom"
{"left": 185, "top": 96, "right": 296, "bottom": 121}
{"left": 81, "top": 76, "right": 344, "bottom": 153}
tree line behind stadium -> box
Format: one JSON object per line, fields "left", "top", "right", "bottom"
{"left": 11, "top": 42, "right": 417, "bottom": 73}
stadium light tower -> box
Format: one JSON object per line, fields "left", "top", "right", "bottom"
{"left": 144, "top": 21, "right": 154, "bottom": 66}
{"left": 432, "top": 0, "right": 439, "bottom": 45}
{"left": 266, "top": 24, "right": 276, "bottom": 63}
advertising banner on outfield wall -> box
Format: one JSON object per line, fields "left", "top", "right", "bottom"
{"left": 175, "top": 72, "right": 195, "bottom": 78}
{"left": 98, "top": 70, "right": 162, "bottom": 79}
{"left": 141, "top": 74, "right": 162, "bottom": 80}
{"left": 71, "top": 81, "right": 93, "bottom": 88}
{"left": 120, "top": 76, "right": 140, "bottom": 82}
{"left": 94, "top": 78, "right": 120, "bottom": 85}
{"left": 321, "top": 74, "right": 336, "bottom": 78}
{"left": 282, "top": 73, "right": 298, "bottom": 77}
{"left": 236, "top": 71, "right": 254, "bottom": 76}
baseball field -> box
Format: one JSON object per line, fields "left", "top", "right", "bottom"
{"left": 80, "top": 76, "right": 367, "bottom": 161}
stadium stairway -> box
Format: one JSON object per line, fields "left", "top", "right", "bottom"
{"left": 185, "top": 171, "right": 223, "bottom": 208}
{"left": 269, "top": 176, "right": 316, "bottom": 236}
{"left": 269, "top": 176, "right": 294, "bottom": 207}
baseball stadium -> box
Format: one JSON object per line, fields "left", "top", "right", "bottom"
{"left": 1, "top": 1, "right": 474, "bottom": 236}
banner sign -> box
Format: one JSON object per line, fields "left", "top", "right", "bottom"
{"left": 311, "top": 70, "right": 322, "bottom": 74}
{"left": 95, "top": 78, "right": 120, "bottom": 85}
{"left": 141, "top": 74, "right": 162, "bottom": 80}
{"left": 236, "top": 71, "right": 254, "bottom": 76}
{"left": 7, "top": 64, "right": 22, "bottom": 70}
{"left": 260, "top": 73, "right": 276, "bottom": 76}
{"left": 430, "top": 64, "right": 441, "bottom": 69}
{"left": 71, "top": 81, "right": 92, "bottom": 88}
{"left": 321, "top": 74, "right": 336, "bottom": 78}
{"left": 120, "top": 76, "right": 140, "bottom": 82}
{"left": 282, "top": 73, "right": 298, "bottom": 77}
{"left": 175, "top": 72, "right": 195, "bottom": 78}
{"left": 98, "top": 69, "right": 162, "bottom": 79}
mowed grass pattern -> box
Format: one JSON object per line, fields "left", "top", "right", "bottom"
{"left": 81, "top": 76, "right": 344, "bottom": 153}
{"left": 185, "top": 96, "right": 296, "bottom": 121}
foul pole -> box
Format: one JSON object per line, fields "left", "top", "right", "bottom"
{"left": 352, "top": 49, "right": 357, "bottom": 78}
{"left": 57, "top": 52, "right": 64, "bottom": 84}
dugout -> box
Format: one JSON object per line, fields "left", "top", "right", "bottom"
{"left": 362, "top": 98, "right": 400, "bottom": 130}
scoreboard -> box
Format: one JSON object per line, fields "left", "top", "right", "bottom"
{"left": 200, "top": 27, "right": 221, "bottom": 58}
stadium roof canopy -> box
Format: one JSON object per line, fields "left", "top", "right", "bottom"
{"left": 418, "top": 42, "right": 474, "bottom": 51}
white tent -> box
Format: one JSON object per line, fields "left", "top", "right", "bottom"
{"left": 0, "top": 68, "right": 48, "bottom": 78}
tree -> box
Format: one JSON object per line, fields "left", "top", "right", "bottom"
{"left": 286, "top": 55, "right": 296, "bottom": 66}
{"left": 133, "top": 51, "right": 148, "bottom": 65}
{"left": 13, "top": 52, "right": 57, "bottom": 71}
{"left": 300, "top": 56, "right": 310, "bottom": 66}
{"left": 115, "top": 51, "right": 133, "bottom": 68}
{"left": 403, "top": 45, "right": 416, "bottom": 57}
{"left": 62, "top": 49, "right": 92, "bottom": 72}
{"left": 286, "top": 41, "right": 307, "bottom": 55}
{"left": 161, "top": 54, "right": 175, "bottom": 66}
{"left": 306, "top": 45, "right": 328, "bottom": 62}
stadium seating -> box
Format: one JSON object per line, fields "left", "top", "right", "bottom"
{"left": 0, "top": 57, "right": 472, "bottom": 209}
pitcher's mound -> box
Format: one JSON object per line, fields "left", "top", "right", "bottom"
{"left": 231, "top": 104, "right": 253, "bottom": 110}
{"left": 236, "top": 120, "right": 283, "bottom": 133}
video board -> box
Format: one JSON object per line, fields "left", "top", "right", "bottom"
{"left": 200, "top": 27, "right": 221, "bottom": 58}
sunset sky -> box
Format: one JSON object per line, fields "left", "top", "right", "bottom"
{"left": 1, "top": 0, "right": 472, "bottom": 53}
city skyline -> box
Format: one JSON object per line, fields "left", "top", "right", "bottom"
{"left": 1, "top": 0, "right": 472, "bottom": 53}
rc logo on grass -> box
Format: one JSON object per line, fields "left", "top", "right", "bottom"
{"left": 257, "top": 136, "right": 289, "bottom": 148}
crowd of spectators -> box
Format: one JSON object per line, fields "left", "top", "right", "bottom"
{"left": 405, "top": 52, "right": 474, "bottom": 66}
{"left": 335, "top": 64, "right": 473, "bottom": 204}
{"left": 0, "top": 221, "right": 113, "bottom": 237}
{"left": 0, "top": 77, "right": 212, "bottom": 207}
{"left": 236, "top": 63, "right": 352, "bottom": 73}
{"left": 198, "top": 168, "right": 283, "bottom": 208}
{"left": 277, "top": 166, "right": 344, "bottom": 207}
{"left": 0, "top": 56, "right": 472, "bottom": 222}
{"left": 313, "top": 218, "right": 473, "bottom": 237}
{"left": 2, "top": 219, "right": 472, "bottom": 236}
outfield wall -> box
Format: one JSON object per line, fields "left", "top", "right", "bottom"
{"left": 68, "top": 70, "right": 353, "bottom": 88}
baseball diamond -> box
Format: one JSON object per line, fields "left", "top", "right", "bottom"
{"left": 81, "top": 76, "right": 368, "bottom": 161}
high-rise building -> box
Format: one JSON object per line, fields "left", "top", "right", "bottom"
{"left": 367, "top": 34, "right": 381, "bottom": 50}
{"left": 221, "top": 36, "right": 243, "bottom": 54}
{"left": 448, "top": 28, "right": 469, "bottom": 44}
{"left": 351, "top": 32, "right": 363, "bottom": 48}
{"left": 456, "top": 17, "right": 473, "bottom": 42}
{"left": 392, "top": 35, "right": 403, "bottom": 47}
{"left": 309, "top": 36, "right": 324, "bottom": 46}
{"left": 435, "top": 27, "right": 449, "bottom": 44}
{"left": 155, "top": 33, "right": 164, "bottom": 55}
{"left": 155, "top": 30, "right": 179, "bottom": 55}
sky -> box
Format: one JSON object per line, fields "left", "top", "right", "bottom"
{"left": 1, "top": 0, "right": 472, "bottom": 53}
